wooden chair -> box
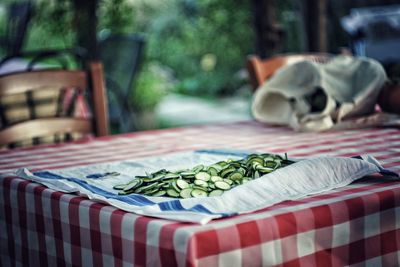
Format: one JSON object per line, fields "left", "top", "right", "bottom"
{"left": 0, "top": 62, "right": 109, "bottom": 148}
{"left": 246, "top": 53, "right": 332, "bottom": 91}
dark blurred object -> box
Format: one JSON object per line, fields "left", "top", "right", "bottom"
{"left": 341, "top": 5, "right": 400, "bottom": 64}
{"left": 250, "top": 0, "right": 284, "bottom": 59}
{"left": 0, "top": 1, "right": 33, "bottom": 56}
{"left": 98, "top": 32, "right": 145, "bottom": 133}
{"left": 378, "top": 81, "right": 400, "bottom": 114}
{"left": 300, "top": 0, "right": 329, "bottom": 52}
{"left": 72, "top": 0, "right": 99, "bottom": 60}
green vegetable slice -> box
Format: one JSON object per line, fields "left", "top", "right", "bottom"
{"left": 209, "top": 190, "right": 224, "bottom": 197}
{"left": 220, "top": 167, "right": 236, "bottom": 178}
{"left": 210, "top": 176, "right": 223, "bottom": 182}
{"left": 223, "top": 179, "right": 233, "bottom": 185}
{"left": 164, "top": 173, "right": 181, "bottom": 179}
{"left": 113, "top": 184, "right": 127, "bottom": 190}
{"left": 123, "top": 179, "right": 143, "bottom": 191}
{"left": 253, "top": 171, "right": 261, "bottom": 179}
{"left": 214, "top": 181, "right": 231, "bottom": 190}
{"left": 171, "top": 180, "right": 181, "bottom": 192}
{"left": 143, "top": 187, "right": 160, "bottom": 195}
{"left": 176, "top": 179, "right": 190, "bottom": 189}
{"left": 134, "top": 181, "right": 158, "bottom": 193}
{"left": 195, "top": 172, "right": 211, "bottom": 181}
{"left": 265, "top": 161, "right": 278, "bottom": 169}
{"left": 207, "top": 167, "right": 219, "bottom": 176}
{"left": 228, "top": 171, "right": 243, "bottom": 181}
{"left": 193, "top": 164, "right": 205, "bottom": 173}
{"left": 152, "top": 190, "right": 166, "bottom": 197}
{"left": 194, "top": 179, "right": 208, "bottom": 187}
{"left": 180, "top": 171, "right": 196, "bottom": 178}
{"left": 167, "top": 189, "right": 180, "bottom": 197}
{"left": 191, "top": 189, "right": 208, "bottom": 198}
{"left": 180, "top": 188, "right": 193, "bottom": 198}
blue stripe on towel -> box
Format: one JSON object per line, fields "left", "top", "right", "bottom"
{"left": 33, "top": 171, "right": 230, "bottom": 216}
{"left": 159, "top": 200, "right": 184, "bottom": 211}
{"left": 158, "top": 200, "right": 233, "bottom": 216}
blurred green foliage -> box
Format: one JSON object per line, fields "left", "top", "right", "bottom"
{"left": 26, "top": 0, "right": 75, "bottom": 50}
{"left": 130, "top": 62, "right": 172, "bottom": 112}
{"left": 99, "top": 0, "right": 254, "bottom": 96}
{"left": 145, "top": 0, "right": 254, "bottom": 96}
{"left": 2, "top": 0, "right": 255, "bottom": 111}
{"left": 99, "top": 0, "right": 136, "bottom": 34}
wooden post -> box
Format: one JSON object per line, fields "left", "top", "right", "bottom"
{"left": 72, "top": 0, "right": 99, "bottom": 60}
{"left": 89, "top": 62, "right": 109, "bottom": 136}
{"left": 250, "top": 0, "right": 283, "bottom": 59}
{"left": 301, "top": 0, "right": 328, "bottom": 52}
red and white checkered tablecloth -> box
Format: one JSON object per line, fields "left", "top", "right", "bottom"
{"left": 1, "top": 121, "right": 400, "bottom": 267}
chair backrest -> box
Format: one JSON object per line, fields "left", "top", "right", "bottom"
{"left": 98, "top": 33, "right": 145, "bottom": 133}
{"left": 4, "top": 1, "right": 33, "bottom": 55}
{"left": 0, "top": 62, "right": 109, "bottom": 147}
{"left": 99, "top": 33, "right": 145, "bottom": 98}
{"left": 246, "top": 53, "right": 332, "bottom": 90}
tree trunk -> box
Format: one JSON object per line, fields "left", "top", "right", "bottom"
{"left": 251, "top": 0, "right": 283, "bottom": 59}
{"left": 72, "top": 0, "right": 99, "bottom": 60}
{"left": 301, "top": 0, "right": 328, "bottom": 52}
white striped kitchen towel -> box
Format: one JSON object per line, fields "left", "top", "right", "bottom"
{"left": 12, "top": 149, "right": 398, "bottom": 224}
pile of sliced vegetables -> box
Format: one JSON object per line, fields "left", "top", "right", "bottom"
{"left": 113, "top": 153, "right": 294, "bottom": 198}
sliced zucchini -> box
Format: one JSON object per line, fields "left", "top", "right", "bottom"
{"left": 209, "top": 190, "right": 224, "bottom": 197}
{"left": 112, "top": 152, "right": 294, "bottom": 198}
{"left": 207, "top": 167, "right": 219, "bottom": 176}
{"left": 123, "top": 179, "right": 143, "bottom": 191}
{"left": 164, "top": 173, "right": 181, "bottom": 179}
{"left": 265, "top": 161, "right": 278, "bottom": 169}
{"left": 220, "top": 167, "right": 235, "bottom": 178}
{"left": 152, "top": 190, "right": 166, "bottom": 197}
{"left": 210, "top": 176, "right": 223, "bottom": 183}
{"left": 176, "top": 179, "right": 190, "bottom": 189}
{"left": 180, "top": 188, "right": 193, "bottom": 198}
{"left": 143, "top": 187, "right": 160, "bottom": 195}
{"left": 181, "top": 171, "right": 196, "bottom": 178}
{"left": 113, "top": 184, "right": 127, "bottom": 190}
{"left": 171, "top": 180, "right": 181, "bottom": 192}
{"left": 228, "top": 171, "right": 243, "bottom": 181}
{"left": 214, "top": 181, "right": 231, "bottom": 190}
{"left": 194, "top": 179, "right": 208, "bottom": 188}
{"left": 134, "top": 181, "right": 158, "bottom": 193}
{"left": 223, "top": 178, "right": 233, "bottom": 185}
{"left": 191, "top": 189, "right": 208, "bottom": 198}
{"left": 192, "top": 164, "right": 204, "bottom": 173}
{"left": 195, "top": 172, "right": 211, "bottom": 181}
{"left": 167, "top": 189, "right": 180, "bottom": 197}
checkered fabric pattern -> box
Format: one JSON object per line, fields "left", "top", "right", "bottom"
{"left": 1, "top": 121, "right": 400, "bottom": 267}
